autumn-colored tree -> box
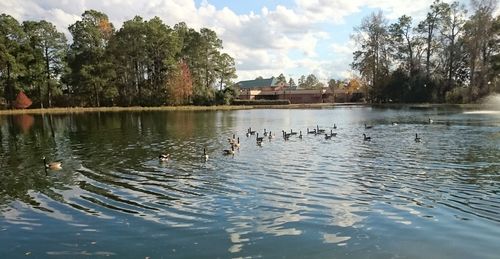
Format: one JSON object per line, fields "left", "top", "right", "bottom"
{"left": 166, "top": 60, "right": 193, "bottom": 105}
{"left": 13, "top": 91, "right": 32, "bottom": 109}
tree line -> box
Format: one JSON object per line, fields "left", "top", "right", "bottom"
{"left": 0, "top": 10, "right": 237, "bottom": 108}
{"left": 352, "top": 0, "right": 499, "bottom": 103}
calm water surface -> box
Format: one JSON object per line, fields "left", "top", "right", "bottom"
{"left": 0, "top": 106, "right": 499, "bottom": 258}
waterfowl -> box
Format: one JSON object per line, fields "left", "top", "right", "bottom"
{"left": 307, "top": 128, "right": 316, "bottom": 134}
{"left": 325, "top": 134, "right": 332, "bottom": 140}
{"left": 248, "top": 127, "right": 256, "bottom": 135}
{"left": 223, "top": 145, "right": 235, "bottom": 155}
{"left": 263, "top": 129, "right": 268, "bottom": 136}
{"left": 415, "top": 133, "right": 421, "bottom": 142}
{"left": 330, "top": 129, "right": 337, "bottom": 137}
{"left": 246, "top": 132, "right": 250, "bottom": 137}
{"left": 299, "top": 131, "right": 303, "bottom": 139}
{"left": 256, "top": 133, "right": 264, "bottom": 143}
{"left": 227, "top": 134, "right": 236, "bottom": 144}
{"left": 159, "top": 153, "right": 170, "bottom": 162}
{"left": 203, "top": 148, "right": 209, "bottom": 161}
{"left": 290, "top": 129, "right": 298, "bottom": 135}
{"left": 282, "top": 130, "right": 291, "bottom": 140}
{"left": 364, "top": 123, "right": 373, "bottom": 129}
{"left": 363, "top": 133, "right": 371, "bottom": 141}
{"left": 268, "top": 131, "right": 274, "bottom": 139}
{"left": 316, "top": 125, "right": 325, "bottom": 133}
{"left": 234, "top": 137, "right": 241, "bottom": 147}
{"left": 392, "top": 122, "right": 398, "bottom": 126}
{"left": 428, "top": 118, "right": 434, "bottom": 124}
{"left": 333, "top": 124, "right": 337, "bottom": 129}
{"left": 43, "top": 157, "right": 62, "bottom": 170}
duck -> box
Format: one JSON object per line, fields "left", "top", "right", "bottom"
{"left": 223, "top": 145, "right": 235, "bottom": 155}
{"left": 428, "top": 118, "right": 434, "bottom": 124}
{"left": 363, "top": 133, "right": 371, "bottom": 141}
{"left": 414, "top": 133, "right": 421, "bottom": 142}
{"left": 364, "top": 123, "right": 373, "bottom": 129}
{"left": 392, "top": 122, "right": 398, "bottom": 126}
{"left": 159, "top": 153, "right": 170, "bottom": 162}
{"left": 43, "top": 157, "right": 62, "bottom": 170}
{"left": 203, "top": 148, "right": 209, "bottom": 161}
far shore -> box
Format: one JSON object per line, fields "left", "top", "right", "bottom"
{"left": 0, "top": 102, "right": 491, "bottom": 115}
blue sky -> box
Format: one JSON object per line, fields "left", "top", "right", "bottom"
{"left": 2, "top": 0, "right": 490, "bottom": 83}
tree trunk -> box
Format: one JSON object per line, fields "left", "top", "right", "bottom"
{"left": 45, "top": 46, "right": 52, "bottom": 108}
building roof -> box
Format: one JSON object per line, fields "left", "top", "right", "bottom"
{"left": 236, "top": 77, "right": 278, "bottom": 89}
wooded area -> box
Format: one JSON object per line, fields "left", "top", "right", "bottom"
{"left": 351, "top": 0, "right": 500, "bottom": 103}
{"left": 0, "top": 10, "right": 237, "bottom": 108}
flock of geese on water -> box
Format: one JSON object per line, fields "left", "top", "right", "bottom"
{"left": 42, "top": 118, "right": 433, "bottom": 173}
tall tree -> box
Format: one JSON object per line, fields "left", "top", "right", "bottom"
{"left": 352, "top": 11, "right": 391, "bottom": 101}
{"left": 276, "top": 73, "right": 286, "bottom": 84}
{"left": 214, "top": 53, "right": 237, "bottom": 91}
{"left": 0, "top": 14, "right": 26, "bottom": 108}
{"left": 23, "top": 20, "right": 67, "bottom": 107}
{"left": 463, "top": 0, "right": 499, "bottom": 100}
{"left": 68, "top": 10, "right": 115, "bottom": 106}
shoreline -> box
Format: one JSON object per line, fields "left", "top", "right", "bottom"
{"left": 0, "top": 102, "right": 491, "bottom": 115}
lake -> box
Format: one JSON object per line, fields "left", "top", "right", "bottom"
{"left": 0, "top": 106, "right": 499, "bottom": 258}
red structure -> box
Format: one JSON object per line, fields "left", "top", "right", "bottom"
{"left": 13, "top": 91, "right": 33, "bottom": 109}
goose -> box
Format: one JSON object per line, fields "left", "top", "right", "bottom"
{"left": 333, "top": 123, "right": 337, "bottom": 129}
{"left": 248, "top": 127, "right": 256, "bottom": 135}
{"left": 263, "top": 129, "right": 268, "bottom": 136}
{"left": 203, "top": 148, "right": 209, "bottom": 161}
{"left": 307, "top": 128, "right": 316, "bottom": 134}
{"left": 256, "top": 133, "right": 264, "bottom": 142}
{"left": 234, "top": 137, "right": 241, "bottom": 147}
{"left": 159, "top": 153, "right": 170, "bottom": 162}
{"left": 290, "top": 129, "right": 298, "bottom": 135}
{"left": 330, "top": 129, "right": 337, "bottom": 137}
{"left": 415, "top": 133, "right": 421, "bottom": 142}
{"left": 325, "top": 133, "right": 332, "bottom": 140}
{"left": 299, "top": 131, "right": 303, "bottom": 139}
{"left": 246, "top": 132, "right": 250, "bottom": 137}
{"left": 268, "top": 131, "right": 274, "bottom": 140}
{"left": 43, "top": 157, "right": 62, "bottom": 170}
{"left": 223, "top": 145, "right": 235, "bottom": 155}
{"left": 363, "top": 133, "right": 371, "bottom": 141}
{"left": 316, "top": 125, "right": 326, "bottom": 133}
{"left": 227, "top": 134, "right": 236, "bottom": 144}
{"left": 282, "top": 130, "right": 290, "bottom": 140}
{"left": 364, "top": 123, "right": 373, "bottom": 129}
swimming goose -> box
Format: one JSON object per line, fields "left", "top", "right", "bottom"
{"left": 316, "top": 125, "right": 325, "bottom": 133}
{"left": 364, "top": 123, "right": 373, "bottom": 129}
{"left": 263, "top": 129, "right": 268, "bottom": 136}
{"left": 159, "top": 153, "right": 170, "bottom": 162}
{"left": 43, "top": 157, "right": 62, "bottom": 170}
{"left": 268, "top": 131, "right": 274, "bottom": 139}
{"left": 234, "top": 137, "right": 241, "bottom": 147}
{"left": 428, "top": 118, "right": 434, "bottom": 124}
{"left": 415, "top": 133, "right": 421, "bottom": 142}
{"left": 256, "top": 133, "right": 264, "bottom": 143}
{"left": 290, "top": 129, "right": 298, "bottom": 135}
{"left": 203, "top": 148, "right": 209, "bottom": 161}
{"left": 325, "top": 133, "right": 332, "bottom": 140}
{"left": 299, "top": 131, "right": 303, "bottom": 139}
{"left": 282, "top": 130, "right": 290, "bottom": 140}
{"left": 307, "top": 128, "right": 316, "bottom": 134}
{"left": 333, "top": 123, "right": 337, "bottom": 129}
{"left": 248, "top": 127, "right": 256, "bottom": 135}
{"left": 223, "top": 145, "right": 235, "bottom": 155}
{"left": 330, "top": 129, "right": 337, "bottom": 137}
{"left": 363, "top": 133, "right": 371, "bottom": 141}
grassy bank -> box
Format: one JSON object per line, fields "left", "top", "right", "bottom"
{"left": 0, "top": 105, "right": 252, "bottom": 115}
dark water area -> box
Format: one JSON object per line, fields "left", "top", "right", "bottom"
{"left": 0, "top": 106, "right": 499, "bottom": 258}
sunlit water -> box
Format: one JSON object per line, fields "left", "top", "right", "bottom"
{"left": 0, "top": 106, "right": 499, "bottom": 258}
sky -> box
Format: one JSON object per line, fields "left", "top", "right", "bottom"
{"left": 1, "top": 0, "right": 497, "bottom": 83}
